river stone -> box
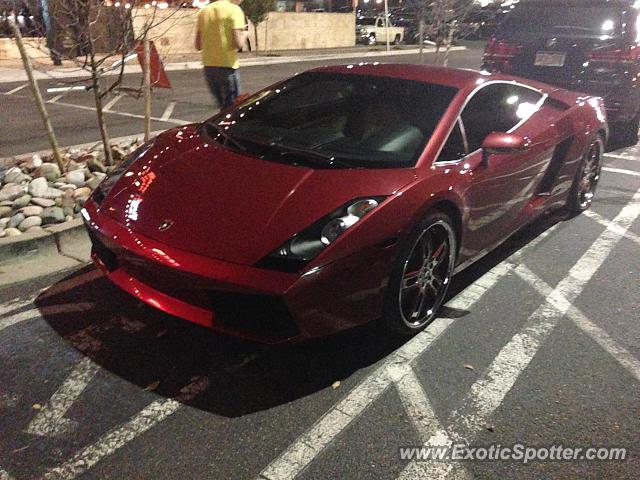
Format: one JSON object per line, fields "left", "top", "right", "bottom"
{"left": 0, "top": 185, "right": 26, "bottom": 202}
{"left": 36, "top": 163, "right": 61, "bottom": 182}
{"left": 22, "top": 205, "right": 43, "bottom": 217}
{"left": 31, "top": 197, "right": 56, "bottom": 208}
{"left": 42, "top": 188, "right": 64, "bottom": 199}
{"left": 25, "top": 154, "right": 43, "bottom": 170}
{"left": 13, "top": 194, "right": 31, "bottom": 209}
{"left": 73, "top": 187, "right": 92, "bottom": 199}
{"left": 18, "top": 216, "right": 42, "bottom": 232}
{"left": 4, "top": 167, "right": 27, "bottom": 184}
{"left": 87, "top": 157, "right": 107, "bottom": 174}
{"left": 9, "top": 213, "right": 25, "bottom": 229}
{"left": 42, "top": 206, "right": 65, "bottom": 224}
{"left": 0, "top": 206, "right": 12, "bottom": 218}
{"left": 4, "top": 228, "right": 21, "bottom": 237}
{"left": 61, "top": 190, "right": 75, "bottom": 208}
{"left": 28, "top": 177, "right": 48, "bottom": 197}
{"left": 59, "top": 184, "right": 77, "bottom": 191}
{"left": 66, "top": 170, "right": 85, "bottom": 186}
{"left": 67, "top": 160, "right": 83, "bottom": 171}
{"left": 63, "top": 207, "right": 74, "bottom": 217}
{"left": 0, "top": 228, "right": 4, "bottom": 238}
{"left": 0, "top": 218, "right": 9, "bottom": 229}
{"left": 0, "top": 200, "right": 13, "bottom": 207}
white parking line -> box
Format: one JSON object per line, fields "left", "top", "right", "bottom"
{"left": 43, "top": 376, "right": 210, "bottom": 480}
{"left": 259, "top": 227, "right": 557, "bottom": 480}
{"left": 397, "top": 187, "right": 640, "bottom": 479}
{"left": 604, "top": 153, "right": 640, "bottom": 162}
{"left": 103, "top": 93, "right": 124, "bottom": 112}
{"left": 160, "top": 101, "right": 176, "bottom": 121}
{"left": 515, "top": 265, "right": 640, "bottom": 383}
{"left": 4, "top": 83, "right": 27, "bottom": 95}
{"left": 0, "top": 303, "right": 94, "bottom": 333}
{"left": 396, "top": 368, "right": 444, "bottom": 444}
{"left": 49, "top": 94, "right": 64, "bottom": 103}
{"left": 603, "top": 166, "right": 640, "bottom": 177}
{"left": 26, "top": 357, "right": 100, "bottom": 437}
{"left": 583, "top": 209, "right": 640, "bottom": 247}
{"left": 50, "top": 100, "right": 190, "bottom": 126}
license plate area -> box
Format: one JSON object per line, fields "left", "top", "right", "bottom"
{"left": 534, "top": 51, "right": 566, "bottom": 67}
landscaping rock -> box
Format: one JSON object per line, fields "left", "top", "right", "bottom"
{"left": 42, "top": 207, "right": 65, "bottom": 224}
{"left": 63, "top": 207, "right": 74, "bottom": 217}
{"left": 31, "top": 198, "right": 56, "bottom": 208}
{"left": 0, "top": 228, "right": 5, "bottom": 238}
{"left": 9, "top": 213, "right": 25, "bottom": 229}
{"left": 59, "top": 184, "right": 77, "bottom": 191}
{"left": 28, "top": 177, "right": 48, "bottom": 197}
{"left": 60, "top": 190, "right": 75, "bottom": 208}
{"left": 13, "top": 194, "right": 31, "bottom": 209}
{"left": 87, "top": 157, "right": 107, "bottom": 174}
{"left": 42, "top": 187, "right": 64, "bottom": 199}
{"left": 4, "top": 167, "right": 27, "bottom": 184}
{"left": 0, "top": 206, "right": 12, "bottom": 218}
{"left": 67, "top": 160, "right": 84, "bottom": 171}
{"left": 0, "top": 200, "right": 13, "bottom": 207}
{"left": 73, "top": 187, "right": 92, "bottom": 199}
{"left": 112, "top": 145, "right": 127, "bottom": 161}
{"left": 86, "top": 173, "right": 106, "bottom": 190}
{"left": 0, "top": 218, "right": 10, "bottom": 229}
{"left": 18, "top": 216, "right": 42, "bottom": 232}
{"left": 0, "top": 185, "right": 26, "bottom": 202}
{"left": 36, "top": 163, "right": 61, "bottom": 182}
{"left": 22, "top": 205, "right": 43, "bottom": 217}
{"left": 25, "top": 154, "right": 43, "bottom": 170}
{"left": 4, "top": 228, "right": 21, "bottom": 237}
{"left": 66, "top": 170, "right": 85, "bottom": 186}
{"left": 26, "top": 226, "right": 44, "bottom": 233}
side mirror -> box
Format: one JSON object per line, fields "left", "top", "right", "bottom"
{"left": 481, "top": 132, "right": 530, "bottom": 166}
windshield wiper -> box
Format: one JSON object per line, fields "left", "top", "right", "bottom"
{"left": 270, "top": 143, "right": 354, "bottom": 168}
{"left": 202, "top": 121, "right": 247, "bottom": 151}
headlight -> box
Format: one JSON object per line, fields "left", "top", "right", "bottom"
{"left": 92, "top": 141, "right": 154, "bottom": 204}
{"left": 256, "top": 197, "right": 385, "bottom": 272}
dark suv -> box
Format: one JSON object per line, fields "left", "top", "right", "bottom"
{"left": 482, "top": 0, "right": 640, "bottom": 142}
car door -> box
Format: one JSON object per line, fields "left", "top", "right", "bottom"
{"left": 437, "top": 82, "right": 553, "bottom": 257}
{"left": 376, "top": 17, "right": 386, "bottom": 42}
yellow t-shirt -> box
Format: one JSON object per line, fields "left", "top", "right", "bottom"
{"left": 198, "top": 1, "right": 246, "bottom": 69}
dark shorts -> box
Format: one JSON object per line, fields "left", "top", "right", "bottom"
{"left": 204, "top": 66, "right": 241, "bottom": 109}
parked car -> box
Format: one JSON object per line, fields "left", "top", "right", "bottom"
{"left": 482, "top": 0, "right": 640, "bottom": 142}
{"left": 356, "top": 16, "right": 405, "bottom": 45}
{"left": 83, "top": 64, "right": 606, "bottom": 343}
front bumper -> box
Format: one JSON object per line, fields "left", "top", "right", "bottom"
{"left": 83, "top": 200, "right": 395, "bottom": 343}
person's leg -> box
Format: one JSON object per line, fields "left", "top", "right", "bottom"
{"left": 203, "top": 67, "right": 224, "bottom": 108}
{"left": 220, "top": 68, "right": 241, "bottom": 108}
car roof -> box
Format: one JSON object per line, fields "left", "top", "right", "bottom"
{"left": 309, "top": 63, "right": 491, "bottom": 90}
{"left": 514, "top": 0, "right": 634, "bottom": 7}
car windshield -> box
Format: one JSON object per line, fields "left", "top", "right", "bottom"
{"left": 498, "top": 5, "right": 623, "bottom": 38}
{"left": 357, "top": 18, "right": 377, "bottom": 26}
{"left": 209, "top": 72, "right": 457, "bottom": 169}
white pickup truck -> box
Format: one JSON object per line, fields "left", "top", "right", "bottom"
{"left": 356, "top": 16, "right": 405, "bottom": 46}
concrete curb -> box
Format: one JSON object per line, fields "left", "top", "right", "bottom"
{"left": 0, "top": 46, "right": 467, "bottom": 84}
{"left": 0, "top": 218, "right": 90, "bottom": 266}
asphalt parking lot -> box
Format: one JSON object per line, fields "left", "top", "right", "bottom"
{"left": 1, "top": 48, "right": 640, "bottom": 480}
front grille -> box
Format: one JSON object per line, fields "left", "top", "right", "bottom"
{"left": 209, "top": 291, "right": 300, "bottom": 339}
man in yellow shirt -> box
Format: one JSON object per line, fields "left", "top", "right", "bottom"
{"left": 195, "top": 0, "right": 248, "bottom": 108}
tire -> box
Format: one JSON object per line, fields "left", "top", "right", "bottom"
{"left": 382, "top": 211, "right": 457, "bottom": 336}
{"left": 616, "top": 111, "right": 640, "bottom": 145}
{"left": 393, "top": 34, "right": 402, "bottom": 45}
{"left": 566, "top": 136, "right": 604, "bottom": 215}
{"left": 368, "top": 33, "right": 376, "bottom": 46}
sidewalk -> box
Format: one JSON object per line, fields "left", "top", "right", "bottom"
{"left": 0, "top": 45, "right": 466, "bottom": 84}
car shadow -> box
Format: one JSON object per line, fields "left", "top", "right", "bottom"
{"left": 35, "top": 209, "right": 568, "bottom": 417}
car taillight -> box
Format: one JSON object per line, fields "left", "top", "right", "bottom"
{"left": 588, "top": 46, "right": 640, "bottom": 63}
{"left": 484, "top": 36, "right": 523, "bottom": 59}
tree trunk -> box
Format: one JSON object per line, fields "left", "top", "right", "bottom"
{"left": 443, "top": 25, "right": 455, "bottom": 67}
{"left": 10, "top": 20, "right": 65, "bottom": 172}
{"left": 254, "top": 24, "right": 259, "bottom": 53}
{"left": 90, "top": 59, "right": 114, "bottom": 166}
{"left": 143, "top": 37, "right": 152, "bottom": 142}
{"left": 418, "top": 20, "right": 425, "bottom": 64}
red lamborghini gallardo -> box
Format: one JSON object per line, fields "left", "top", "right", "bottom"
{"left": 82, "top": 64, "right": 607, "bottom": 343}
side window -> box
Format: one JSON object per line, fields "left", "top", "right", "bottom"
{"left": 437, "top": 121, "right": 467, "bottom": 162}
{"left": 461, "top": 84, "right": 543, "bottom": 152}
{"left": 376, "top": 18, "right": 384, "bottom": 28}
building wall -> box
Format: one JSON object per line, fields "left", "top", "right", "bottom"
{"left": 134, "top": 9, "right": 355, "bottom": 55}
{"left": 0, "top": 37, "right": 49, "bottom": 62}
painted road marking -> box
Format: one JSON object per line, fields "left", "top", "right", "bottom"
{"left": 259, "top": 227, "right": 557, "bottom": 480}
{"left": 26, "top": 357, "right": 100, "bottom": 437}
{"left": 0, "top": 303, "right": 94, "bottom": 333}
{"left": 160, "top": 102, "right": 176, "bottom": 121}
{"left": 603, "top": 166, "right": 640, "bottom": 177}
{"left": 397, "top": 187, "right": 640, "bottom": 479}
{"left": 605, "top": 153, "right": 640, "bottom": 162}
{"left": 396, "top": 368, "right": 442, "bottom": 444}
{"left": 49, "top": 94, "right": 64, "bottom": 103}
{"left": 515, "top": 265, "right": 640, "bottom": 383}
{"left": 4, "top": 84, "right": 27, "bottom": 95}
{"left": 50, "top": 100, "right": 190, "bottom": 126}
{"left": 43, "top": 376, "right": 210, "bottom": 480}
{"left": 583, "top": 209, "right": 640, "bottom": 248}
{"left": 46, "top": 86, "right": 87, "bottom": 94}
{"left": 103, "top": 94, "right": 124, "bottom": 112}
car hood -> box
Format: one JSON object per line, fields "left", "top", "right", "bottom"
{"left": 102, "top": 125, "right": 416, "bottom": 266}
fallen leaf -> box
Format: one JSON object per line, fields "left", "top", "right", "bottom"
{"left": 32, "top": 403, "right": 42, "bottom": 410}
{"left": 331, "top": 381, "right": 341, "bottom": 389}
{"left": 144, "top": 381, "right": 160, "bottom": 391}
{"left": 463, "top": 364, "right": 475, "bottom": 371}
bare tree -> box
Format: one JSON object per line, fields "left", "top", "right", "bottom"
{"left": 423, "top": 0, "right": 477, "bottom": 66}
